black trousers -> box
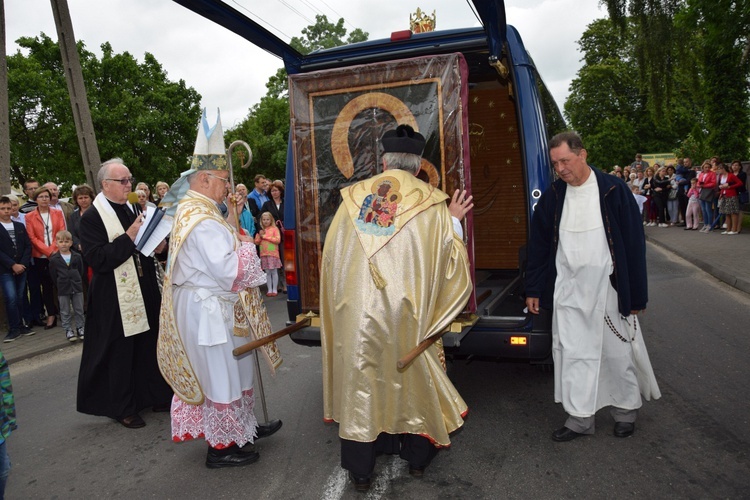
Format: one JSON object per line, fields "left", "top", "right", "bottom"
{"left": 33, "top": 259, "right": 57, "bottom": 317}
{"left": 341, "top": 432, "right": 438, "bottom": 477}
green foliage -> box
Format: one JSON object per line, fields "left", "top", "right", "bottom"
{"left": 537, "top": 79, "right": 567, "bottom": 136}
{"left": 585, "top": 115, "right": 638, "bottom": 169}
{"left": 565, "top": 19, "right": 653, "bottom": 165}
{"left": 7, "top": 33, "right": 201, "bottom": 195}
{"left": 599, "top": 0, "right": 750, "bottom": 163}
{"left": 567, "top": 4, "right": 750, "bottom": 168}
{"left": 675, "top": 129, "right": 711, "bottom": 163}
{"left": 227, "top": 16, "right": 369, "bottom": 181}
{"left": 289, "top": 15, "right": 368, "bottom": 55}
{"left": 688, "top": 0, "right": 750, "bottom": 160}
{"left": 225, "top": 95, "right": 290, "bottom": 185}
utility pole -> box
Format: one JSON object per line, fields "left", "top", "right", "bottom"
{"left": 0, "top": 0, "right": 11, "bottom": 195}
{"left": 50, "top": 0, "right": 101, "bottom": 191}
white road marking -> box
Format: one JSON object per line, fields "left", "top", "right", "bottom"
{"left": 321, "top": 466, "right": 347, "bottom": 500}
{"left": 321, "top": 455, "right": 405, "bottom": 499}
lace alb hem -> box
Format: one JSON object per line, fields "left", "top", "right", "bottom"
{"left": 232, "top": 243, "right": 266, "bottom": 291}
{"left": 171, "top": 389, "right": 258, "bottom": 447}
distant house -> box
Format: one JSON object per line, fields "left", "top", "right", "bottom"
{"left": 642, "top": 153, "right": 678, "bottom": 167}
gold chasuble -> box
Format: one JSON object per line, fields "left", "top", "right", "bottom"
{"left": 158, "top": 190, "right": 282, "bottom": 405}
{"left": 320, "top": 169, "right": 472, "bottom": 446}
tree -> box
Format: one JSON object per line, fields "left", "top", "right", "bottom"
{"left": 565, "top": 18, "right": 649, "bottom": 166}
{"left": 604, "top": 0, "right": 750, "bottom": 161}
{"left": 290, "top": 15, "right": 368, "bottom": 55}
{"left": 227, "top": 15, "right": 368, "bottom": 185}
{"left": 564, "top": 12, "right": 735, "bottom": 168}
{"left": 7, "top": 33, "right": 201, "bottom": 194}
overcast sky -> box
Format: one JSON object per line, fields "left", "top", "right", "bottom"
{"left": 5, "top": 0, "right": 607, "bottom": 128}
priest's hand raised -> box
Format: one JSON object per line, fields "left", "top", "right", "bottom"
{"left": 448, "top": 189, "right": 474, "bottom": 220}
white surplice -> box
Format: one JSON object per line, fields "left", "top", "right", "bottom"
{"left": 169, "top": 218, "right": 258, "bottom": 446}
{"left": 552, "top": 172, "right": 659, "bottom": 418}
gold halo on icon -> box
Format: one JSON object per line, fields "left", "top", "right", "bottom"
{"left": 331, "top": 92, "right": 419, "bottom": 179}
{"left": 419, "top": 159, "right": 439, "bottom": 187}
{"left": 371, "top": 175, "right": 401, "bottom": 194}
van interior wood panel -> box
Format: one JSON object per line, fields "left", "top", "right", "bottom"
{"left": 468, "top": 86, "right": 527, "bottom": 270}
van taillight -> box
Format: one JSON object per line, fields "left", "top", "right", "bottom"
{"left": 284, "top": 229, "right": 296, "bottom": 285}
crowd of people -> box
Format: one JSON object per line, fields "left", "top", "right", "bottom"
{"left": 1, "top": 167, "right": 287, "bottom": 345}
{"left": 609, "top": 155, "right": 747, "bottom": 234}
{"left": 1, "top": 111, "right": 290, "bottom": 479}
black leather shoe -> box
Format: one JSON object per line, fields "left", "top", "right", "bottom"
{"left": 348, "top": 472, "right": 371, "bottom": 492}
{"left": 116, "top": 414, "right": 146, "bottom": 429}
{"left": 206, "top": 448, "right": 260, "bottom": 469}
{"left": 409, "top": 465, "right": 425, "bottom": 477}
{"left": 613, "top": 422, "right": 635, "bottom": 438}
{"left": 551, "top": 426, "right": 584, "bottom": 442}
{"left": 256, "top": 419, "right": 282, "bottom": 439}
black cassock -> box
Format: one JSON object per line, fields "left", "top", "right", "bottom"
{"left": 76, "top": 199, "right": 172, "bottom": 419}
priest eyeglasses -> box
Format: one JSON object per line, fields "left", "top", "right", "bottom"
{"left": 105, "top": 177, "right": 135, "bottom": 185}
{"left": 205, "top": 172, "right": 230, "bottom": 183}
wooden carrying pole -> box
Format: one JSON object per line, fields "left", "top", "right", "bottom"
{"left": 232, "top": 317, "right": 312, "bottom": 357}
{"left": 397, "top": 293, "right": 488, "bottom": 370}
{"left": 397, "top": 331, "right": 448, "bottom": 370}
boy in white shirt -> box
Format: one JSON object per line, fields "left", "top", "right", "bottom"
{"left": 631, "top": 185, "right": 648, "bottom": 215}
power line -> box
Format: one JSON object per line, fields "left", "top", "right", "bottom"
{"left": 277, "top": 0, "right": 315, "bottom": 25}
{"left": 230, "top": 0, "right": 293, "bottom": 40}
{"left": 316, "top": 0, "right": 357, "bottom": 30}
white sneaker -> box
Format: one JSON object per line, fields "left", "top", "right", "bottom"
{"left": 727, "top": 231, "right": 738, "bottom": 235}
{"left": 643, "top": 221, "right": 647, "bottom": 226}
{"left": 66, "top": 330, "right": 77, "bottom": 342}
{"left": 659, "top": 223, "right": 668, "bottom": 227}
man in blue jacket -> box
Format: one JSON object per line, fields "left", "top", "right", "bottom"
{"left": 525, "top": 132, "right": 660, "bottom": 442}
{"left": 0, "top": 196, "right": 34, "bottom": 342}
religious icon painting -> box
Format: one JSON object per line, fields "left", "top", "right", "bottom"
{"left": 356, "top": 176, "right": 402, "bottom": 236}
{"left": 288, "top": 52, "right": 472, "bottom": 311}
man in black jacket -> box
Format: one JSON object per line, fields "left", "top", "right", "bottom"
{"left": 0, "top": 196, "right": 34, "bottom": 342}
{"left": 525, "top": 132, "right": 660, "bottom": 442}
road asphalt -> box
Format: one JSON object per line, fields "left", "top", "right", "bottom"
{"left": 2, "top": 224, "right": 748, "bottom": 365}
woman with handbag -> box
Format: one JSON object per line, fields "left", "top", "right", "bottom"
{"left": 715, "top": 162, "right": 743, "bottom": 235}
{"left": 697, "top": 161, "right": 718, "bottom": 232}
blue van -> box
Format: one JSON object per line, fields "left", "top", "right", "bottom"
{"left": 174, "top": 0, "right": 561, "bottom": 363}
